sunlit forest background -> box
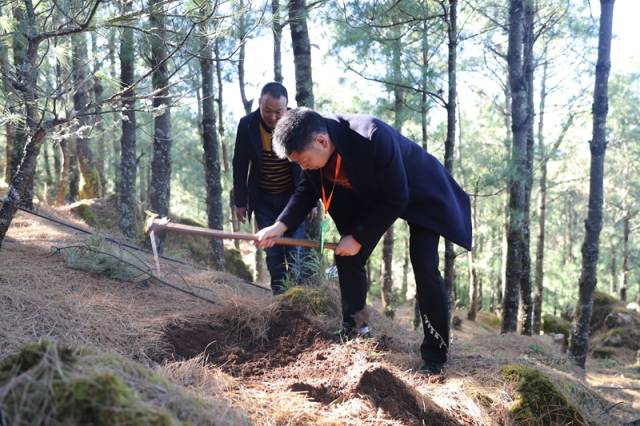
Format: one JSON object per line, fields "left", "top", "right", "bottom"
{"left": 1, "top": 0, "right": 638, "bottom": 331}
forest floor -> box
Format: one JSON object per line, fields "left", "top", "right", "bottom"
{"left": 1, "top": 200, "right": 639, "bottom": 425}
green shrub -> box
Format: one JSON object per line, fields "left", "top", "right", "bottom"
{"left": 0, "top": 341, "right": 248, "bottom": 426}
{"left": 283, "top": 285, "right": 340, "bottom": 317}
{"left": 542, "top": 314, "right": 570, "bottom": 345}
{"left": 57, "top": 237, "right": 150, "bottom": 282}
{"left": 592, "top": 346, "right": 617, "bottom": 359}
{"left": 72, "top": 203, "right": 97, "bottom": 226}
{"left": 501, "top": 364, "right": 586, "bottom": 426}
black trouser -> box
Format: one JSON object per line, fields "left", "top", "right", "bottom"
{"left": 253, "top": 191, "right": 306, "bottom": 293}
{"left": 330, "top": 187, "right": 449, "bottom": 364}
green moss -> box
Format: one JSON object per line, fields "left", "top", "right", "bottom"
{"left": 593, "top": 291, "right": 617, "bottom": 306}
{"left": 592, "top": 346, "right": 617, "bottom": 359}
{"left": 72, "top": 203, "right": 97, "bottom": 226}
{"left": 473, "top": 392, "right": 493, "bottom": 408}
{"left": 602, "top": 327, "right": 640, "bottom": 350}
{"left": 541, "top": 314, "right": 570, "bottom": 344}
{"left": 79, "top": 169, "right": 103, "bottom": 200}
{"left": 224, "top": 248, "right": 253, "bottom": 281}
{"left": 0, "top": 341, "right": 248, "bottom": 425}
{"left": 0, "top": 341, "right": 76, "bottom": 384}
{"left": 58, "top": 373, "right": 173, "bottom": 426}
{"left": 283, "top": 286, "right": 339, "bottom": 316}
{"left": 591, "top": 290, "right": 618, "bottom": 331}
{"left": 501, "top": 364, "right": 586, "bottom": 426}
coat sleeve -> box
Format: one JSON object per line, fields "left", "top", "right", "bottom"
{"left": 232, "top": 118, "right": 250, "bottom": 208}
{"left": 351, "top": 126, "right": 409, "bottom": 249}
{"left": 276, "top": 171, "right": 319, "bottom": 231}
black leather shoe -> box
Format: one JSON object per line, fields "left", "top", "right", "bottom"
{"left": 419, "top": 360, "right": 444, "bottom": 375}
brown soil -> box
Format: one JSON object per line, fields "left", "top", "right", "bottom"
{"left": 356, "top": 366, "right": 460, "bottom": 425}
{"left": 162, "top": 307, "right": 336, "bottom": 377}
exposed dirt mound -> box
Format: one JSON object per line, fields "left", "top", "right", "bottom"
{"left": 355, "top": 366, "right": 460, "bottom": 425}
{"left": 288, "top": 382, "right": 339, "bottom": 405}
{"left": 162, "top": 306, "right": 335, "bottom": 377}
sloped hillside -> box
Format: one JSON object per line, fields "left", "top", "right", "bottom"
{"left": 1, "top": 204, "right": 639, "bottom": 425}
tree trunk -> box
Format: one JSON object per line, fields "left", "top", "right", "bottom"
{"left": 0, "top": 128, "right": 48, "bottom": 247}
{"left": 532, "top": 46, "right": 551, "bottom": 335}
{"left": 55, "top": 139, "right": 71, "bottom": 206}
{"left": 420, "top": 18, "right": 430, "bottom": 151}
{"left": 119, "top": 0, "right": 137, "bottom": 239}
{"left": 568, "top": 0, "right": 614, "bottom": 368}
{"left": 214, "top": 40, "right": 229, "bottom": 173}
{"left": 0, "top": 9, "right": 16, "bottom": 186}
{"left": 382, "top": 225, "right": 395, "bottom": 317}
{"left": 72, "top": 32, "right": 102, "bottom": 199}
{"left": 229, "top": 189, "right": 240, "bottom": 249}
{"left": 609, "top": 244, "right": 617, "bottom": 295}
{"left": 443, "top": 0, "right": 458, "bottom": 319}
{"left": 149, "top": 0, "right": 173, "bottom": 251}
{"left": 200, "top": 31, "right": 225, "bottom": 270}
{"left": 400, "top": 231, "right": 409, "bottom": 303}
{"left": 288, "top": 0, "right": 314, "bottom": 107}
{"left": 518, "top": 0, "right": 535, "bottom": 336}
{"left": 467, "top": 184, "right": 479, "bottom": 321}
{"left": 502, "top": 0, "right": 527, "bottom": 334}
{"left": 91, "top": 31, "right": 106, "bottom": 193}
{"left": 619, "top": 215, "right": 629, "bottom": 302}
{"left": 272, "top": 0, "right": 283, "bottom": 83}
{"left": 238, "top": 0, "right": 253, "bottom": 115}
{"left": 108, "top": 29, "right": 120, "bottom": 194}
{"left": 10, "top": 4, "right": 36, "bottom": 209}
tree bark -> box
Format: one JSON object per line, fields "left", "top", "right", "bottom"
{"left": 108, "top": 28, "right": 120, "bottom": 193}
{"left": 72, "top": 31, "right": 102, "bottom": 199}
{"left": 10, "top": 4, "right": 36, "bottom": 209}
{"left": 568, "top": 0, "right": 614, "bottom": 368}
{"left": 91, "top": 31, "right": 106, "bottom": 193}
{"left": 609, "top": 244, "right": 617, "bottom": 295}
{"left": 200, "top": 30, "right": 225, "bottom": 269}
{"left": 272, "top": 0, "right": 283, "bottom": 83}
{"left": 518, "top": 0, "right": 535, "bottom": 336}
{"left": 238, "top": 0, "right": 253, "bottom": 115}
{"left": 400, "top": 230, "right": 409, "bottom": 303}
{"left": 149, "top": 0, "right": 173, "bottom": 250}
{"left": 119, "top": 0, "right": 137, "bottom": 239}
{"left": 214, "top": 40, "right": 229, "bottom": 173}
{"left": 467, "top": 183, "right": 479, "bottom": 321}
{"left": 0, "top": 128, "right": 49, "bottom": 247}
{"left": 619, "top": 215, "right": 629, "bottom": 302}
{"left": 443, "top": 0, "right": 458, "bottom": 318}
{"left": 532, "top": 47, "right": 548, "bottom": 335}
{"left": 382, "top": 225, "right": 394, "bottom": 317}
{"left": 288, "top": 0, "right": 314, "bottom": 107}
{"left": 0, "top": 7, "right": 16, "bottom": 186}
{"left": 502, "top": 0, "right": 527, "bottom": 334}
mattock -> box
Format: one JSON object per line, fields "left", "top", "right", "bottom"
{"left": 144, "top": 211, "right": 338, "bottom": 275}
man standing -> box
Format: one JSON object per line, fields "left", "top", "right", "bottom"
{"left": 233, "top": 82, "right": 306, "bottom": 295}
{"left": 256, "top": 108, "right": 472, "bottom": 374}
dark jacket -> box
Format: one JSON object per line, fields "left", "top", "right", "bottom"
{"left": 277, "top": 114, "right": 472, "bottom": 251}
{"left": 232, "top": 109, "right": 302, "bottom": 216}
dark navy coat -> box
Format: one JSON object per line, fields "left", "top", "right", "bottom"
{"left": 232, "top": 109, "right": 302, "bottom": 216}
{"left": 277, "top": 114, "right": 472, "bottom": 251}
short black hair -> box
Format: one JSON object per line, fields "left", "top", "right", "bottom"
{"left": 272, "top": 108, "right": 327, "bottom": 159}
{"left": 260, "top": 82, "right": 288, "bottom": 102}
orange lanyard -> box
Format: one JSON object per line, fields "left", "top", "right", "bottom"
{"left": 320, "top": 153, "right": 342, "bottom": 214}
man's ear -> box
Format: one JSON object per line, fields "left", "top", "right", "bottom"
{"left": 316, "top": 134, "right": 329, "bottom": 149}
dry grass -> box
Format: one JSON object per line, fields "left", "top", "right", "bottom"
{"left": 1, "top": 206, "right": 639, "bottom": 425}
